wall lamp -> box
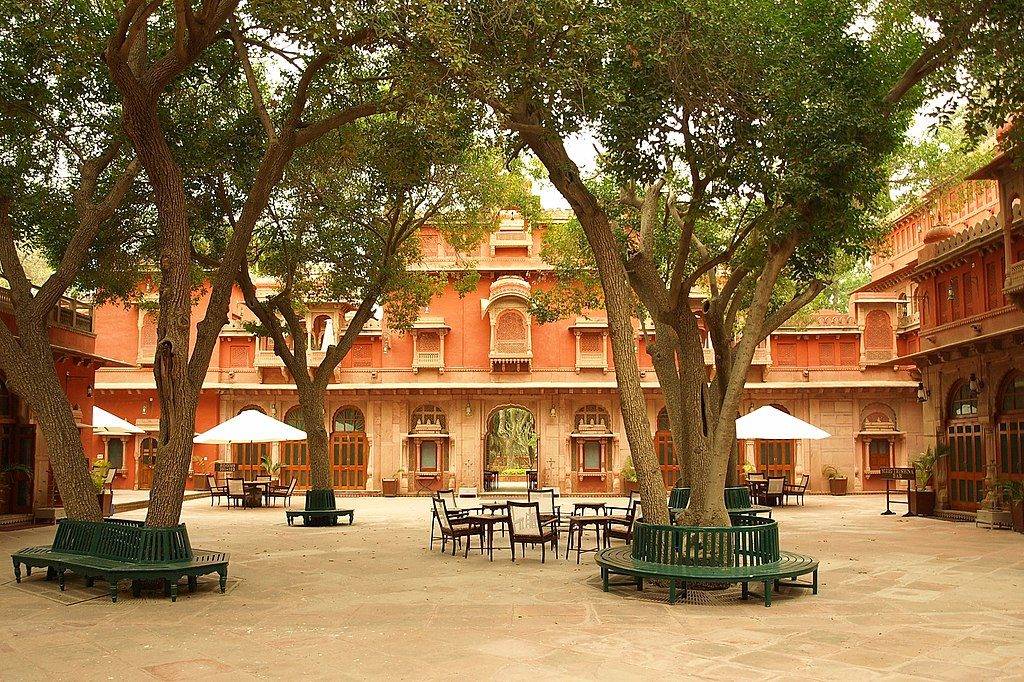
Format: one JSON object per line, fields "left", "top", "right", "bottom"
{"left": 916, "top": 382, "right": 931, "bottom": 403}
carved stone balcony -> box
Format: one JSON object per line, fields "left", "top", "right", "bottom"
{"left": 1004, "top": 259, "right": 1024, "bottom": 311}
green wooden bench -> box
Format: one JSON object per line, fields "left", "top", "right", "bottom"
{"left": 668, "top": 486, "right": 773, "bottom": 520}
{"left": 596, "top": 515, "right": 818, "bottom": 607}
{"left": 11, "top": 519, "right": 228, "bottom": 603}
{"left": 286, "top": 489, "right": 355, "bottom": 527}
{"left": 285, "top": 509, "right": 354, "bottom": 526}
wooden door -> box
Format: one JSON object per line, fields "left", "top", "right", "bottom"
{"left": 138, "top": 437, "right": 157, "bottom": 489}
{"left": 280, "top": 440, "right": 309, "bottom": 489}
{"left": 655, "top": 429, "right": 679, "bottom": 487}
{"left": 329, "top": 432, "right": 367, "bottom": 489}
{"left": 2, "top": 425, "right": 35, "bottom": 514}
{"left": 754, "top": 440, "right": 794, "bottom": 482}
{"left": 947, "top": 422, "right": 985, "bottom": 510}
{"left": 998, "top": 418, "right": 1024, "bottom": 484}
{"left": 232, "top": 442, "right": 268, "bottom": 480}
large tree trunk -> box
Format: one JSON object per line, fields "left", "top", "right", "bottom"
{"left": 0, "top": 332, "right": 101, "bottom": 521}
{"left": 298, "top": 382, "right": 332, "bottom": 491}
{"left": 522, "top": 131, "right": 668, "bottom": 524}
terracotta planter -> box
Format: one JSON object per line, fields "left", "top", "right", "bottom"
{"left": 97, "top": 492, "right": 114, "bottom": 517}
{"left": 622, "top": 480, "right": 638, "bottom": 496}
{"left": 381, "top": 478, "right": 399, "bottom": 498}
{"left": 827, "top": 477, "right": 848, "bottom": 495}
{"left": 908, "top": 489, "right": 936, "bottom": 517}
{"left": 1012, "top": 501, "right": 1024, "bottom": 534}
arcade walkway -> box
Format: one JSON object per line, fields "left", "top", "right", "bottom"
{"left": 1, "top": 495, "right": 1022, "bottom": 680}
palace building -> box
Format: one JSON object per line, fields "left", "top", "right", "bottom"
{"left": 0, "top": 290, "right": 125, "bottom": 525}
{"left": 80, "top": 139, "right": 1024, "bottom": 506}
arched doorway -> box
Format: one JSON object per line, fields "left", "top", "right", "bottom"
{"left": 232, "top": 405, "right": 268, "bottom": 479}
{"left": 655, "top": 408, "right": 679, "bottom": 487}
{"left": 137, "top": 436, "right": 157, "bottom": 489}
{"left": 996, "top": 371, "right": 1024, "bottom": 486}
{"left": 485, "top": 406, "right": 537, "bottom": 490}
{"left": 330, "top": 406, "right": 368, "bottom": 490}
{"left": 280, "top": 407, "right": 308, "bottom": 489}
{"left": 946, "top": 382, "right": 984, "bottom": 511}
{"left": 0, "top": 378, "right": 34, "bottom": 514}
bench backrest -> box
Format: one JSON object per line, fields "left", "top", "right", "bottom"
{"left": 724, "top": 486, "right": 753, "bottom": 510}
{"left": 669, "top": 487, "right": 690, "bottom": 509}
{"left": 630, "top": 515, "right": 779, "bottom": 568}
{"left": 52, "top": 519, "right": 193, "bottom": 563}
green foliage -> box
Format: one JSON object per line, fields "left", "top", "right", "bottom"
{"left": 991, "top": 479, "right": 1024, "bottom": 504}
{"left": 821, "top": 465, "right": 844, "bottom": 480}
{"left": 260, "top": 455, "right": 281, "bottom": 477}
{"left": 912, "top": 444, "right": 950, "bottom": 491}
{"left": 90, "top": 460, "right": 111, "bottom": 493}
{"left": 620, "top": 457, "right": 637, "bottom": 483}
{"left": 486, "top": 407, "right": 538, "bottom": 470}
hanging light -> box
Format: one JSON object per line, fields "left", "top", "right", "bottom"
{"left": 916, "top": 382, "right": 930, "bottom": 403}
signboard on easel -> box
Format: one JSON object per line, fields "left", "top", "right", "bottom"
{"left": 880, "top": 467, "right": 915, "bottom": 516}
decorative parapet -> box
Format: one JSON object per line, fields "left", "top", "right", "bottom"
{"left": 917, "top": 213, "right": 1003, "bottom": 270}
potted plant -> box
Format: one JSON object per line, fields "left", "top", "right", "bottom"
{"left": 0, "top": 463, "right": 32, "bottom": 513}
{"left": 259, "top": 454, "right": 281, "bottom": 481}
{"left": 620, "top": 457, "right": 638, "bottom": 495}
{"left": 908, "top": 445, "right": 947, "bottom": 516}
{"left": 742, "top": 462, "right": 756, "bottom": 482}
{"left": 992, "top": 480, "right": 1024, "bottom": 533}
{"left": 91, "top": 459, "right": 114, "bottom": 517}
{"left": 382, "top": 469, "right": 400, "bottom": 497}
{"left": 822, "top": 465, "right": 847, "bottom": 495}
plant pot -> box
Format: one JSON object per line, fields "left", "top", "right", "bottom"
{"left": 827, "top": 477, "right": 848, "bottom": 496}
{"left": 1011, "top": 500, "right": 1024, "bottom": 534}
{"left": 622, "top": 480, "right": 638, "bottom": 496}
{"left": 97, "top": 492, "right": 114, "bottom": 517}
{"left": 381, "top": 478, "right": 399, "bottom": 497}
{"left": 908, "top": 489, "right": 936, "bottom": 516}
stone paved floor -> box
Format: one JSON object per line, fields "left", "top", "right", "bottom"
{"left": 1, "top": 494, "right": 1023, "bottom": 681}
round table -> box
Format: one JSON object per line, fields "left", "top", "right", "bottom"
{"left": 480, "top": 501, "right": 507, "bottom": 514}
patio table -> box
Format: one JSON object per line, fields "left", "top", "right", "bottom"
{"left": 242, "top": 481, "right": 269, "bottom": 508}
{"left": 573, "top": 501, "right": 606, "bottom": 515}
{"left": 465, "top": 514, "right": 510, "bottom": 561}
{"left": 565, "top": 515, "right": 609, "bottom": 564}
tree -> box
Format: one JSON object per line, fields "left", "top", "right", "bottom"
{"left": 398, "top": 0, "right": 1020, "bottom": 525}
{"left": 234, "top": 110, "right": 529, "bottom": 503}
{"left": 0, "top": 1, "right": 141, "bottom": 520}
{"left": 102, "top": 2, "right": 400, "bottom": 526}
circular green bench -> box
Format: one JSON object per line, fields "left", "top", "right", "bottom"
{"left": 596, "top": 515, "right": 817, "bottom": 607}
{"left": 12, "top": 519, "right": 228, "bottom": 602}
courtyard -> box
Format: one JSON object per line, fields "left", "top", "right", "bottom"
{"left": 2, "top": 495, "right": 1022, "bottom": 681}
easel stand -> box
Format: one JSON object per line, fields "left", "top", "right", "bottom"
{"left": 880, "top": 467, "right": 915, "bottom": 517}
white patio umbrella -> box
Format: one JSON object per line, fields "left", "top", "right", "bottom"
{"left": 93, "top": 406, "right": 146, "bottom": 436}
{"left": 735, "top": 405, "right": 831, "bottom": 440}
{"left": 193, "top": 409, "right": 307, "bottom": 445}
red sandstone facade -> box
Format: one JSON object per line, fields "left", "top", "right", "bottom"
{"left": 91, "top": 209, "right": 930, "bottom": 497}
{"left": 0, "top": 291, "right": 115, "bottom": 524}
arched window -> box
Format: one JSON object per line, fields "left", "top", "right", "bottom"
{"left": 864, "top": 310, "right": 893, "bottom": 351}
{"left": 574, "top": 404, "right": 610, "bottom": 432}
{"left": 999, "top": 371, "right": 1024, "bottom": 413}
{"left": 494, "top": 310, "right": 528, "bottom": 352}
{"left": 283, "top": 406, "right": 305, "bottom": 430}
{"left": 657, "top": 407, "right": 671, "bottom": 431}
{"left": 948, "top": 382, "right": 978, "bottom": 419}
{"left": 238, "top": 404, "right": 265, "bottom": 415}
{"left": 332, "top": 406, "right": 365, "bottom": 433}
{"left": 411, "top": 404, "right": 447, "bottom": 433}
